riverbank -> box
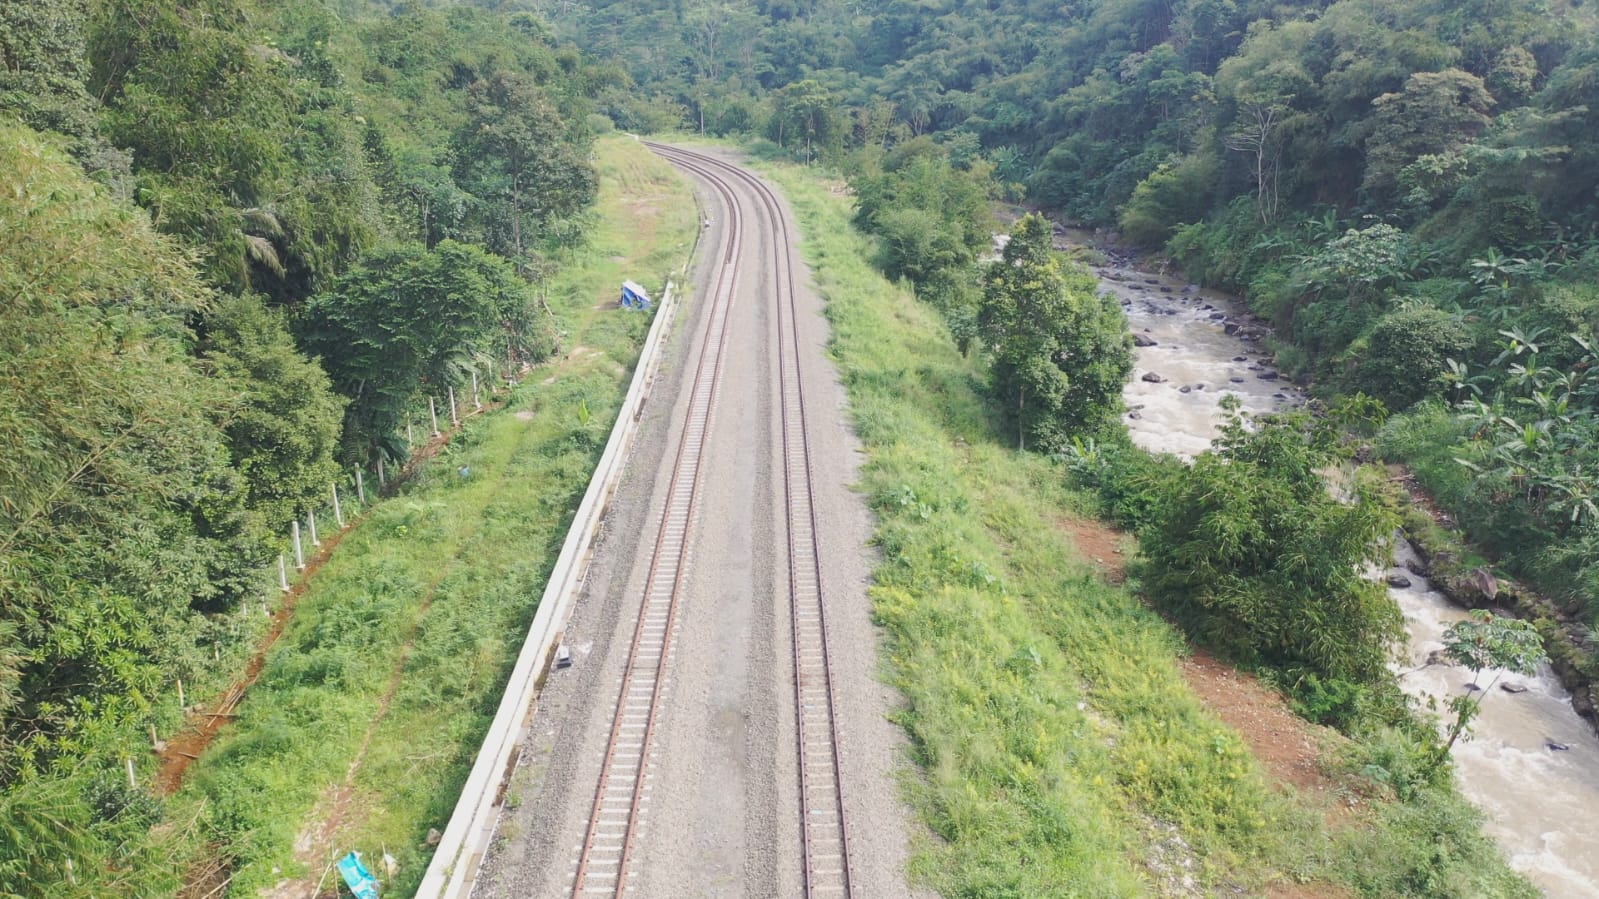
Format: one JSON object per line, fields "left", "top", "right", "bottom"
{"left": 1392, "top": 475, "right": 1599, "bottom": 726}
{"left": 1079, "top": 220, "right": 1599, "bottom": 737}
{"left": 1059, "top": 220, "right": 1599, "bottom": 895}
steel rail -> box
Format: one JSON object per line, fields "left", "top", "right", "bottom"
{"left": 569, "top": 159, "right": 744, "bottom": 897}
{"left": 646, "top": 143, "right": 855, "bottom": 898}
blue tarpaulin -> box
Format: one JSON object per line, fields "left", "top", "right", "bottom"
{"left": 620, "top": 280, "right": 652, "bottom": 311}
{"left": 338, "top": 851, "right": 380, "bottom": 899}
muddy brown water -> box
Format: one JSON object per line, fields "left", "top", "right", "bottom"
{"left": 1070, "top": 236, "right": 1599, "bottom": 897}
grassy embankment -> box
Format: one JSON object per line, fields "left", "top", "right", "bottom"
{"left": 156, "top": 136, "right": 696, "bottom": 895}
{"left": 755, "top": 155, "right": 1535, "bottom": 897}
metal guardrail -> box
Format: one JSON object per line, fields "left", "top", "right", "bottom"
{"left": 415, "top": 265, "right": 691, "bottom": 897}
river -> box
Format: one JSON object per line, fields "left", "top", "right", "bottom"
{"left": 1076, "top": 239, "right": 1599, "bottom": 897}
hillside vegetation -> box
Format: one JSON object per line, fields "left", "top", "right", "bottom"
{"left": 7, "top": 0, "right": 1598, "bottom": 892}
{"left": 549, "top": 0, "right": 1599, "bottom": 699}
{"left": 760, "top": 151, "right": 1535, "bottom": 899}
{"left": 1, "top": 0, "right": 629, "bottom": 891}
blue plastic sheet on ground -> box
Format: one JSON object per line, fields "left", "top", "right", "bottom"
{"left": 338, "top": 851, "right": 380, "bottom": 899}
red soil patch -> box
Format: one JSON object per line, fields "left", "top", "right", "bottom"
{"left": 1056, "top": 514, "right": 1130, "bottom": 583}
{"left": 153, "top": 524, "right": 351, "bottom": 795}
{"left": 1181, "top": 653, "right": 1357, "bottom": 899}
{"left": 1053, "top": 514, "right": 1339, "bottom": 800}
{"left": 1180, "top": 651, "right": 1336, "bottom": 797}
{"left": 1057, "top": 514, "right": 1356, "bottom": 896}
{"left": 153, "top": 392, "right": 516, "bottom": 796}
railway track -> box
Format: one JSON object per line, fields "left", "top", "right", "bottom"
{"left": 424, "top": 144, "right": 862, "bottom": 899}
{"left": 567, "top": 154, "right": 745, "bottom": 897}
{"left": 642, "top": 143, "right": 855, "bottom": 898}
{"left": 564, "top": 143, "right": 854, "bottom": 897}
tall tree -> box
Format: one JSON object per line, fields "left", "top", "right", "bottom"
{"left": 0, "top": 0, "right": 129, "bottom": 184}
{"left": 198, "top": 294, "right": 347, "bottom": 566}
{"left": 1364, "top": 68, "right": 1494, "bottom": 200}
{"left": 301, "top": 240, "right": 555, "bottom": 461}
{"left": 454, "top": 71, "right": 597, "bottom": 273}
{"left": 978, "top": 214, "right": 1133, "bottom": 450}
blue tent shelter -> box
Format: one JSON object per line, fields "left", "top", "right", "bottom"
{"left": 620, "top": 280, "right": 652, "bottom": 311}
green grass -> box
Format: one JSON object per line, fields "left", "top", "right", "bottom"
{"left": 160, "top": 136, "right": 697, "bottom": 895}
{"left": 753, "top": 156, "right": 1536, "bottom": 898}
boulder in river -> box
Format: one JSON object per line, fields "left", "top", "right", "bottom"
{"left": 1233, "top": 355, "right": 1249, "bottom": 362}
{"left": 1133, "top": 333, "right": 1158, "bottom": 347}
{"left": 1128, "top": 411, "right": 1142, "bottom": 420}
{"left": 1258, "top": 371, "right": 1279, "bottom": 381}
{"left": 1386, "top": 574, "right": 1412, "bottom": 589}
{"left": 1501, "top": 683, "right": 1530, "bottom": 694}
{"left": 1547, "top": 740, "right": 1571, "bottom": 751}
{"left": 1179, "top": 385, "right": 1192, "bottom": 394}
{"left": 1574, "top": 687, "right": 1597, "bottom": 719}
{"left": 1224, "top": 322, "right": 1240, "bottom": 335}
{"left": 1229, "top": 377, "right": 1246, "bottom": 383}
{"left": 1209, "top": 312, "right": 1227, "bottom": 321}
{"left": 1141, "top": 372, "right": 1166, "bottom": 383}
{"left": 1159, "top": 286, "right": 1173, "bottom": 293}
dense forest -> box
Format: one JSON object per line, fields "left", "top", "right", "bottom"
{"left": 8, "top": 0, "right": 1599, "bottom": 892}
{"left": 1, "top": 0, "right": 608, "bottom": 888}
{"left": 541, "top": 0, "right": 1599, "bottom": 651}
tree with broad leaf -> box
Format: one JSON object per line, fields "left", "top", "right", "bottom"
{"left": 454, "top": 71, "right": 597, "bottom": 275}
{"left": 301, "top": 241, "right": 554, "bottom": 462}
{"left": 1433, "top": 609, "right": 1547, "bottom": 767}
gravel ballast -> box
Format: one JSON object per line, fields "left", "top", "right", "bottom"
{"left": 474, "top": 148, "right": 921, "bottom": 897}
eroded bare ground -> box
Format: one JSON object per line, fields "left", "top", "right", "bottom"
{"left": 1059, "top": 512, "right": 1360, "bottom": 898}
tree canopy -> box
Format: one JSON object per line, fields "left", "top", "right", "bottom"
{"left": 980, "top": 215, "right": 1133, "bottom": 450}
{"left": 0, "top": 1, "right": 608, "bottom": 890}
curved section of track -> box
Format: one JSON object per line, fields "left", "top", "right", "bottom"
{"left": 646, "top": 142, "right": 855, "bottom": 898}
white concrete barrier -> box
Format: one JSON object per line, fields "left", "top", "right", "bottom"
{"left": 416, "top": 270, "right": 689, "bottom": 898}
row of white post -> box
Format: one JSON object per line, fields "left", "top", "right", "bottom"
{"left": 275, "top": 374, "right": 492, "bottom": 591}
{"left": 140, "top": 370, "right": 509, "bottom": 785}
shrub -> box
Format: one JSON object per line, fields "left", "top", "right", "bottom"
{"left": 1139, "top": 402, "right": 1402, "bottom": 683}
{"left": 1118, "top": 151, "right": 1220, "bottom": 248}
{"left": 1348, "top": 305, "right": 1472, "bottom": 411}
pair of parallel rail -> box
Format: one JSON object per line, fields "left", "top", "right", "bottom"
{"left": 567, "top": 144, "right": 854, "bottom": 898}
